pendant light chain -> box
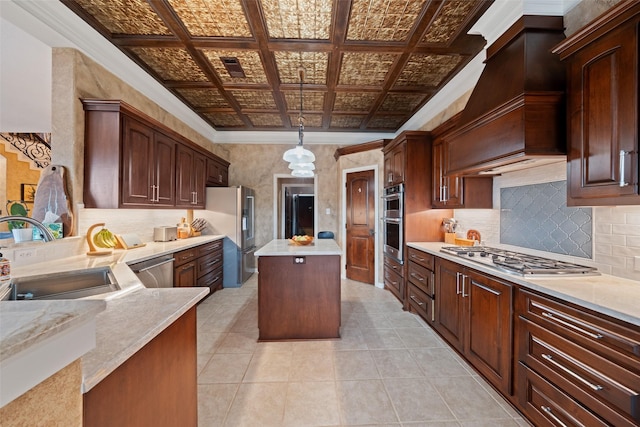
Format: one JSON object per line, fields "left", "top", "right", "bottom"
{"left": 283, "top": 66, "right": 315, "bottom": 177}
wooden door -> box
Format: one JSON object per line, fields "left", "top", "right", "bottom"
{"left": 465, "top": 269, "right": 513, "bottom": 395}
{"left": 434, "top": 258, "right": 464, "bottom": 352}
{"left": 346, "top": 170, "right": 375, "bottom": 284}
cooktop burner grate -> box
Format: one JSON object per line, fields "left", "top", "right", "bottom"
{"left": 440, "top": 246, "right": 599, "bottom": 276}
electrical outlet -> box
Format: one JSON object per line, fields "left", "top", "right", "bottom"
{"left": 15, "top": 248, "right": 37, "bottom": 261}
{"left": 635, "top": 256, "right": 640, "bottom": 272}
{"left": 325, "top": 208, "right": 331, "bottom": 215}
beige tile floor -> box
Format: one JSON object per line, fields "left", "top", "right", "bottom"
{"left": 196, "top": 275, "right": 531, "bottom": 427}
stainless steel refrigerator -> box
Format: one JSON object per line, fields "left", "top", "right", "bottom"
{"left": 204, "top": 186, "right": 256, "bottom": 287}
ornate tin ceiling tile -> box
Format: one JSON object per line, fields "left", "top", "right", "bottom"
{"left": 168, "top": 0, "right": 252, "bottom": 37}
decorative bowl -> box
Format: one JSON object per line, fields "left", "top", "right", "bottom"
{"left": 289, "top": 235, "right": 314, "bottom": 246}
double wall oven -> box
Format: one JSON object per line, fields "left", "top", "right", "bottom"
{"left": 382, "top": 184, "right": 404, "bottom": 263}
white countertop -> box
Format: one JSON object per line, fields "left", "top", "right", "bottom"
{"left": 408, "top": 242, "right": 640, "bottom": 327}
{"left": 255, "top": 238, "right": 342, "bottom": 256}
{"left": 2, "top": 235, "right": 222, "bottom": 397}
{"left": 0, "top": 299, "right": 106, "bottom": 406}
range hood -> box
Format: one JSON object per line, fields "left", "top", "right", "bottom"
{"left": 446, "top": 16, "right": 567, "bottom": 176}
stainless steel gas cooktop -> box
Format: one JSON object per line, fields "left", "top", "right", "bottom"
{"left": 440, "top": 246, "right": 599, "bottom": 277}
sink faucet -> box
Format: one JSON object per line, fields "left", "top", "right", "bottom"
{"left": 0, "top": 216, "right": 56, "bottom": 242}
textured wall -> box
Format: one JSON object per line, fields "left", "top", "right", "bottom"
{"left": 224, "top": 143, "right": 340, "bottom": 249}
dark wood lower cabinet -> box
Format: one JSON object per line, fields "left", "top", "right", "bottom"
{"left": 518, "top": 362, "right": 609, "bottom": 426}
{"left": 423, "top": 251, "right": 639, "bottom": 426}
{"left": 174, "top": 240, "right": 223, "bottom": 295}
{"left": 516, "top": 289, "right": 640, "bottom": 427}
{"left": 433, "top": 258, "right": 513, "bottom": 395}
{"left": 258, "top": 255, "right": 340, "bottom": 341}
{"left": 83, "top": 308, "right": 197, "bottom": 427}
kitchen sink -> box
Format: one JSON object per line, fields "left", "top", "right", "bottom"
{"left": 7, "top": 267, "right": 119, "bottom": 300}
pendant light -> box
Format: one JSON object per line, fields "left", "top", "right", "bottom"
{"left": 283, "top": 67, "right": 315, "bottom": 173}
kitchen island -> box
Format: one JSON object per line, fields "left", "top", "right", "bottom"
{"left": 255, "top": 239, "right": 341, "bottom": 341}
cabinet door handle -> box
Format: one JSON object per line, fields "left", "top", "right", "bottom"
{"left": 456, "top": 272, "right": 462, "bottom": 295}
{"left": 461, "top": 274, "right": 468, "bottom": 297}
{"left": 541, "top": 353, "right": 603, "bottom": 392}
{"left": 151, "top": 185, "right": 158, "bottom": 202}
{"left": 409, "top": 295, "right": 424, "bottom": 306}
{"left": 619, "top": 150, "right": 631, "bottom": 187}
{"left": 540, "top": 406, "right": 568, "bottom": 427}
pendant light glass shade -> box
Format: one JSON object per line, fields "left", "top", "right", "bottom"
{"left": 283, "top": 145, "right": 315, "bottom": 163}
{"left": 288, "top": 161, "right": 315, "bottom": 170}
{"left": 291, "top": 169, "right": 314, "bottom": 178}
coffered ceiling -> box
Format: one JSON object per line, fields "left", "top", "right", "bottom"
{"left": 60, "top": 0, "right": 492, "bottom": 133}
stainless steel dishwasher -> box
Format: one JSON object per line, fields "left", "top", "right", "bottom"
{"left": 129, "top": 255, "right": 174, "bottom": 288}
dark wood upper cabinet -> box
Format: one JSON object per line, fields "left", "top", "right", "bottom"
{"left": 553, "top": 2, "right": 640, "bottom": 206}
{"left": 82, "top": 100, "right": 228, "bottom": 209}
{"left": 175, "top": 144, "right": 206, "bottom": 208}
{"left": 431, "top": 114, "right": 493, "bottom": 209}
{"left": 206, "top": 157, "right": 229, "bottom": 187}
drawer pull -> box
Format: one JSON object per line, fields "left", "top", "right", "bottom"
{"left": 540, "top": 406, "right": 568, "bottom": 427}
{"left": 409, "top": 295, "right": 424, "bottom": 306}
{"left": 411, "top": 254, "right": 425, "bottom": 262}
{"left": 410, "top": 272, "right": 425, "bottom": 282}
{"left": 541, "top": 353, "right": 603, "bottom": 391}
{"left": 541, "top": 311, "right": 604, "bottom": 340}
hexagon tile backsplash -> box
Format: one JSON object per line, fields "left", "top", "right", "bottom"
{"left": 500, "top": 181, "right": 593, "bottom": 258}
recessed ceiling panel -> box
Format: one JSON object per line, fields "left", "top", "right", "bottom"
{"left": 175, "top": 88, "right": 230, "bottom": 108}
{"left": 168, "top": 0, "right": 252, "bottom": 37}
{"left": 395, "top": 54, "right": 462, "bottom": 87}
{"left": 367, "top": 115, "right": 405, "bottom": 130}
{"left": 339, "top": 53, "right": 397, "bottom": 86}
{"left": 262, "top": 0, "right": 333, "bottom": 39}
{"left": 289, "top": 114, "right": 323, "bottom": 128}
{"left": 247, "top": 113, "right": 284, "bottom": 127}
{"left": 330, "top": 115, "right": 366, "bottom": 129}
{"left": 204, "top": 112, "right": 245, "bottom": 127}
{"left": 73, "top": 0, "right": 172, "bottom": 35}
{"left": 347, "top": 0, "right": 427, "bottom": 41}
{"left": 284, "top": 91, "right": 325, "bottom": 112}
{"left": 274, "top": 52, "right": 328, "bottom": 85}
{"left": 130, "top": 47, "right": 209, "bottom": 81}
{"left": 422, "top": 0, "right": 481, "bottom": 44}
{"left": 229, "top": 90, "right": 277, "bottom": 109}
{"left": 333, "top": 93, "right": 378, "bottom": 112}
{"left": 379, "top": 93, "right": 426, "bottom": 112}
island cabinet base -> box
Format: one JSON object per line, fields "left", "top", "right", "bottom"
{"left": 258, "top": 255, "right": 341, "bottom": 341}
{"left": 83, "top": 308, "right": 197, "bottom": 427}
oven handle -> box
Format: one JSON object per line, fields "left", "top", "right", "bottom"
{"left": 382, "top": 193, "right": 402, "bottom": 200}
{"left": 382, "top": 217, "right": 402, "bottom": 224}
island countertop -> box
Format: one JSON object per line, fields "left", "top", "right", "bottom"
{"left": 255, "top": 238, "right": 341, "bottom": 256}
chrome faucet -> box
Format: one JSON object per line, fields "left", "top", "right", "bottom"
{"left": 0, "top": 216, "right": 56, "bottom": 242}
